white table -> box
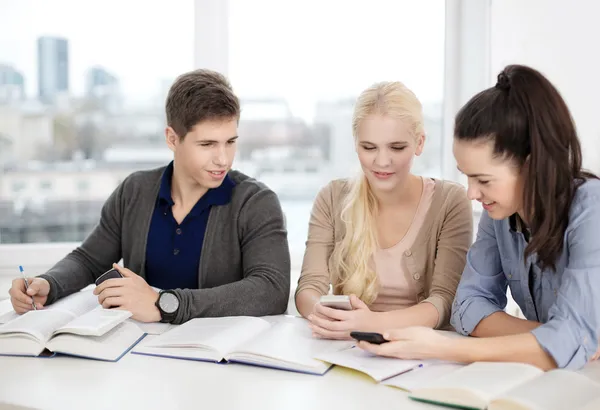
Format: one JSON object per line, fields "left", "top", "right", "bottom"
{"left": 0, "top": 350, "right": 440, "bottom": 410}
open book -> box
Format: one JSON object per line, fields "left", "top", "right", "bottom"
{"left": 315, "top": 344, "right": 437, "bottom": 382}
{"left": 132, "top": 315, "right": 352, "bottom": 375}
{"left": 315, "top": 330, "right": 467, "bottom": 383}
{"left": 407, "top": 361, "right": 600, "bottom": 410}
{"left": 0, "top": 290, "right": 144, "bottom": 361}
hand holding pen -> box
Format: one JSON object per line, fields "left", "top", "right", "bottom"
{"left": 20, "top": 266, "right": 36, "bottom": 310}
{"left": 8, "top": 266, "right": 51, "bottom": 314}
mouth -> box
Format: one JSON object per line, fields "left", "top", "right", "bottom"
{"left": 480, "top": 201, "right": 496, "bottom": 210}
{"left": 207, "top": 170, "right": 227, "bottom": 179}
{"left": 372, "top": 171, "right": 395, "bottom": 179}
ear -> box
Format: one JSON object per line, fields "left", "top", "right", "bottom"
{"left": 165, "top": 127, "right": 180, "bottom": 153}
{"left": 415, "top": 133, "right": 426, "bottom": 156}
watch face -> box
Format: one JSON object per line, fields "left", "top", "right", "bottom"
{"left": 159, "top": 292, "right": 179, "bottom": 314}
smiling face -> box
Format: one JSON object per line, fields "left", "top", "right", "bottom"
{"left": 356, "top": 113, "right": 424, "bottom": 194}
{"left": 453, "top": 138, "right": 525, "bottom": 219}
{"left": 166, "top": 118, "right": 238, "bottom": 190}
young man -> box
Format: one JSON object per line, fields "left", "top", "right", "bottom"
{"left": 8, "top": 69, "right": 291, "bottom": 324}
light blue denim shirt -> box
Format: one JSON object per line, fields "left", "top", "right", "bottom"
{"left": 450, "top": 179, "right": 600, "bottom": 369}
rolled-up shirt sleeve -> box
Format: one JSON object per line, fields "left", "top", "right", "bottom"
{"left": 450, "top": 211, "right": 508, "bottom": 335}
{"left": 531, "top": 195, "right": 600, "bottom": 369}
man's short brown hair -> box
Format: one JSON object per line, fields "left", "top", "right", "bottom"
{"left": 166, "top": 69, "right": 240, "bottom": 138}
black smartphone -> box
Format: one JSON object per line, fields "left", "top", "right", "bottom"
{"left": 350, "top": 331, "right": 388, "bottom": 345}
{"left": 95, "top": 268, "right": 123, "bottom": 286}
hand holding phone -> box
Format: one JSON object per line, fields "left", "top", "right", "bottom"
{"left": 95, "top": 268, "right": 123, "bottom": 286}
{"left": 319, "top": 295, "right": 353, "bottom": 311}
{"left": 350, "top": 331, "right": 388, "bottom": 345}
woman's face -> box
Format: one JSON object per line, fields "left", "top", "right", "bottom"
{"left": 356, "top": 114, "right": 424, "bottom": 194}
{"left": 453, "top": 138, "right": 525, "bottom": 220}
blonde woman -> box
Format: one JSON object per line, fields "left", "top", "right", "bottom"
{"left": 295, "top": 81, "right": 473, "bottom": 339}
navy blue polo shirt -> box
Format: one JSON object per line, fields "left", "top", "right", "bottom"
{"left": 145, "top": 162, "right": 235, "bottom": 290}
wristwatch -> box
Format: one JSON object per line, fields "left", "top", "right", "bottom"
{"left": 155, "top": 290, "right": 180, "bottom": 323}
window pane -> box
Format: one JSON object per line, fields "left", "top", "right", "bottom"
{"left": 0, "top": 0, "right": 193, "bottom": 244}
{"left": 228, "top": 0, "right": 446, "bottom": 269}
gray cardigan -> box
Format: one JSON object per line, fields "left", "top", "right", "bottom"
{"left": 39, "top": 166, "right": 291, "bottom": 324}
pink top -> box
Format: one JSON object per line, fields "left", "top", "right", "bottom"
{"left": 370, "top": 177, "right": 436, "bottom": 312}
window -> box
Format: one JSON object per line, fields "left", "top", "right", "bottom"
{"left": 1, "top": 1, "right": 455, "bottom": 275}
{"left": 11, "top": 181, "right": 26, "bottom": 194}
{"left": 0, "top": 0, "right": 194, "bottom": 244}
{"left": 227, "top": 0, "right": 447, "bottom": 271}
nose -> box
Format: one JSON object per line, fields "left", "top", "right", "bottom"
{"left": 213, "top": 146, "right": 227, "bottom": 167}
{"left": 467, "top": 182, "right": 481, "bottom": 201}
{"left": 373, "top": 149, "right": 392, "bottom": 168}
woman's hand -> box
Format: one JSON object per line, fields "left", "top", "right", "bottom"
{"left": 308, "top": 295, "right": 377, "bottom": 340}
{"left": 358, "top": 326, "right": 451, "bottom": 360}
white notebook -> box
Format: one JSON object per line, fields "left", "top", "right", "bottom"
{"left": 408, "top": 361, "right": 600, "bottom": 410}
{"left": 0, "top": 291, "right": 144, "bottom": 361}
{"left": 132, "top": 316, "right": 352, "bottom": 375}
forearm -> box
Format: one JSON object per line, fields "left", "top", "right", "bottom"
{"left": 375, "top": 302, "right": 439, "bottom": 332}
{"left": 39, "top": 253, "right": 99, "bottom": 304}
{"left": 471, "top": 311, "right": 542, "bottom": 337}
{"left": 441, "top": 332, "right": 557, "bottom": 371}
{"left": 295, "top": 289, "right": 322, "bottom": 319}
{"left": 172, "top": 274, "right": 289, "bottom": 324}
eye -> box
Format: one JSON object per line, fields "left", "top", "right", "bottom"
{"left": 361, "top": 146, "right": 376, "bottom": 151}
{"left": 227, "top": 139, "right": 237, "bottom": 145}
{"left": 391, "top": 146, "right": 407, "bottom": 151}
{"left": 478, "top": 180, "right": 490, "bottom": 186}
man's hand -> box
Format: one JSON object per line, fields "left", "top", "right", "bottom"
{"left": 93, "top": 264, "right": 161, "bottom": 322}
{"left": 9, "top": 277, "right": 50, "bottom": 313}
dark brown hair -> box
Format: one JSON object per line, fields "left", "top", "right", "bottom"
{"left": 166, "top": 69, "right": 240, "bottom": 138}
{"left": 454, "top": 64, "right": 597, "bottom": 271}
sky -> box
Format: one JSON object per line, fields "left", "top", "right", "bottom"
{"left": 0, "top": 0, "right": 445, "bottom": 119}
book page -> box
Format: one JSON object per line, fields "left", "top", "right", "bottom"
{"left": 413, "top": 362, "right": 544, "bottom": 404}
{"left": 0, "top": 309, "right": 73, "bottom": 343}
{"left": 383, "top": 362, "right": 465, "bottom": 391}
{"left": 228, "top": 317, "right": 352, "bottom": 373}
{"left": 0, "top": 299, "right": 19, "bottom": 324}
{"left": 144, "top": 316, "right": 271, "bottom": 358}
{"left": 315, "top": 345, "right": 423, "bottom": 382}
{"left": 489, "top": 369, "right": 600, "bottom": 410}
{"left": 46, "top": 290, "right": 99, "bottom": 317}
{"left": 128, "top": 319, "right": 174, "bottom": 335}
{"left": 52, "top": 306, "right": 132, "bottom": 337}
{"left": 46, "top": 320, "right": 145, "bottom": 361}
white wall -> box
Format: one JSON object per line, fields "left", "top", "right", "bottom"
{"left": 490, "top": 0, "right": 600, "bottom": 173}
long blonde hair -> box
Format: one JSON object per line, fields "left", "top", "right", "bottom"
{"left": 330, "top": 81, "right": 424, "bottom": 304}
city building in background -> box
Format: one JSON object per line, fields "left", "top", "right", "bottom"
{"left": 0, "top": 64, "right": 25, "bottom": 104}
{"left": 37, "top": 36, "right": 69, "bottom": 105}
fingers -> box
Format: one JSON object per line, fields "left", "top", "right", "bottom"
{"left": 94, "top": 277, "right": 128, "bottom": 295}
{"left": 101, "top": 296, "right": 125, "bottom": 309}
{"left": 350, "top": 294, "right": 369, "bottom": 310}
{"left": 358, "top": 340, "right": 405, "bottom": 358}
{"left": 112, "top": 263, "right": 136, "bottom": 278}
{"left": 11, "top": 299, "right": 34, "bottom": 314}
{"left": 27, "top": 278, "right": 50, "bottom": 296}
{"left": 97, "top": 287, "right": 125, "bottom": 305}
{"left": 309, "top": 323, "right": 351, "bottom": 340}
{"left": 314, "top": 304, "right": 351, "bottom": 321}
{"left": 9, "top": 281, "right": 33, "bottom": 305}
{"left": 308, "top": 313, "right": 348, "bottom": 331}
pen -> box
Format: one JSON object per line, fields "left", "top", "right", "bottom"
{"left": 19, "top": 265, "right": 37, "bottom": 311}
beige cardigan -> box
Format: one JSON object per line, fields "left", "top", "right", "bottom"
{"left": 296, "top": 178, "right": 473, "bottom": 328}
